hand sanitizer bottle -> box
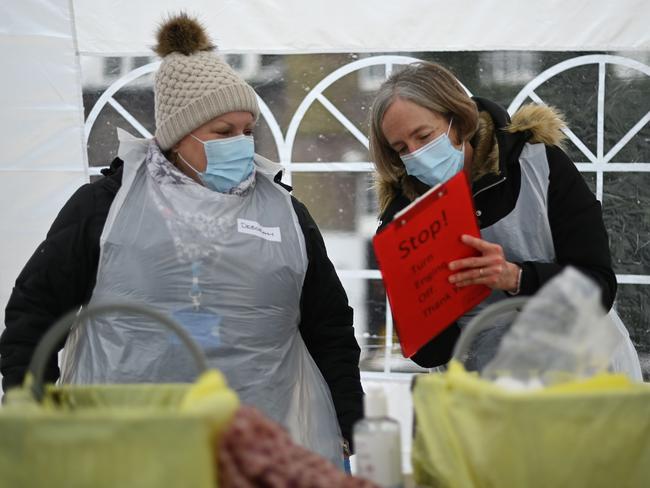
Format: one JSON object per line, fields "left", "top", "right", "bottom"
{"left": 353, "top": 387, "right": 403, "bottom": 488}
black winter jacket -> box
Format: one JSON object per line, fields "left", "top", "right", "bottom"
{"left": 0, "top": 158, "right": 363, "bottom": 447}
{"left": 378, "top": 98, "right": 617, "bottom": 367}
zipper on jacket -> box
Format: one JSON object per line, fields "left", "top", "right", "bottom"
{"left": 473, "top": 176, "right": 506, "bottom": 198}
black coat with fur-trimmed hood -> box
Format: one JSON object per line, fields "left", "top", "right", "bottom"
{"left": 377, "top": 97, "right": 617, "bottom": 368}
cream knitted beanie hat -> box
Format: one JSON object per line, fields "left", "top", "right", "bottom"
{"left": 153, "top": 13, "right": 259, "bottom": 150}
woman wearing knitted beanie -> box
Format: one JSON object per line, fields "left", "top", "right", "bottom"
{"left": 0, "top": 13, "right": 362, "bottom": 465}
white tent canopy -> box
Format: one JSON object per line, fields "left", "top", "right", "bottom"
{"left": 77, "top": 0, "right": 650, "bottom": 54}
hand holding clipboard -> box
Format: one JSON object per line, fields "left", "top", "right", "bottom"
{"left": 372, "top": 171, "right": 491, "bottom": 358}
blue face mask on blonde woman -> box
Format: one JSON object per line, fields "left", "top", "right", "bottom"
{"left": 400, "top": 117, "right": 465, "bottom": 188}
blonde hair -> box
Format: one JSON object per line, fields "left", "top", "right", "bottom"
{"left": 369, "top": 62, "right": 479, "bottom": 214}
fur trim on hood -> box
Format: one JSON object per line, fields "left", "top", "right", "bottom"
{"left": 508, "top": 104, "right": 566, "bottom": 146}
{"left": 375, "top": 103, "right": 567, "bottom": 214}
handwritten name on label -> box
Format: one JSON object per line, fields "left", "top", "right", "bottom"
{"left": 237, "top": 219, "right": 282, "bottom": 242}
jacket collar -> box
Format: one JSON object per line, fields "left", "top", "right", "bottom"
{"left": 471, "top": 97, "right": 529, "bottom": 194}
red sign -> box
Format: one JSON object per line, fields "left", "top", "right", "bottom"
{"left": 372, "top": 171, "right": 491, "bottom": 358}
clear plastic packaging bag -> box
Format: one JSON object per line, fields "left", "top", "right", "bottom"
{"left": 484, "top": 268, "right": 624, "bottom": 384}
{"left": 454, "top": 267, "right": 643, "bottom": 385}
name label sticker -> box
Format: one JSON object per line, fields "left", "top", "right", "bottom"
{"left": 237, "top": 218, "right": 282, "bottom": 242}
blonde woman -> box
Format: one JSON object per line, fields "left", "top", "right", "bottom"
{"left": 370, "top": 62, "right": 616, "bottom": 368}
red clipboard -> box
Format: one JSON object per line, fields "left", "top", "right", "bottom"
{"left": 372, "top": 171, "right": 491, "bottom": 358}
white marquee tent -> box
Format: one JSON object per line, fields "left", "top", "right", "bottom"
{"left": 2, "top": 0, "right": 650, "bottom": 469}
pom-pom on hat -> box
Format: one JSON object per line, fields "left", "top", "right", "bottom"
{"left": 153, "top": 13, "right": 259, "bottom": 150}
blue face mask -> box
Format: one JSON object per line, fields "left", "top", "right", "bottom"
{"left": 179, "top": 134, "right": 255, "bottom": 193}
{"left": 400, "top": 118, "right": 464, "bottom": 188}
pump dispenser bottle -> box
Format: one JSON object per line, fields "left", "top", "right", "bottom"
{"left": 353, "top": 387, "right": 403, "bottom": 488}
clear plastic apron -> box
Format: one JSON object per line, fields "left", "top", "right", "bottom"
{"left": 458, "top": 143, "right": 642, "bottom": 380}
{"left": 60, "top": 130, "right": 344, "bottom": 464}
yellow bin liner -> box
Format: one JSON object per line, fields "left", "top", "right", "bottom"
{"left": 412, "top": 361, "right": 650, "bottom": 488}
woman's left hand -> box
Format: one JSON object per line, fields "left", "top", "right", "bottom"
{"left": 448, "top": 234, "right": 521, "bottom": 292}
